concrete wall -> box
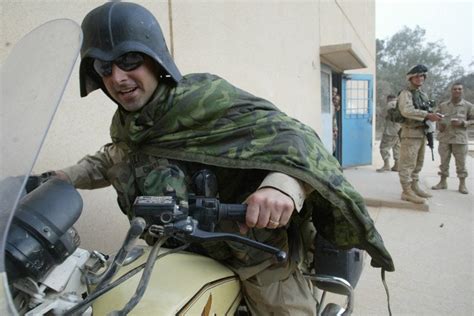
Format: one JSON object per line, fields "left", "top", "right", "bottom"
{"left": 1, "top": 0, "right": 374, "bottom": 253}
{"left": 319, "top": 0, "right": 376, "bottom": 75}
{"left": 319, "top": 0, "right": 377, "bottom": 156}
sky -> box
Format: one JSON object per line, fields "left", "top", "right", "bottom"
{"left": 376, "top": 0, "right": 473, "bottom": 71}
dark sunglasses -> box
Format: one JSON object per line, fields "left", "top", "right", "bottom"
{"left": 93, "top": 52, "right": 145, "bottom": 77}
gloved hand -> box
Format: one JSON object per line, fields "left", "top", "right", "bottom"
{"left": 26, "top": 170, "right": 71, "bottom": 193}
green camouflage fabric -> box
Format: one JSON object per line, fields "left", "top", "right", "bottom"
{"left": 388, "top": 89, "right": 431, "bottom": 124}
{"left": 125, "top": 156, "right": 291, "bottom": 274}
{"left": 110, "top": 73, "right": 395, "bottom": 271}
{"left": 412, "top": 89, "right": 431, "bottom": 110}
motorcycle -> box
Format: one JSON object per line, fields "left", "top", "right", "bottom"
{"left": 0, "top": 19, "right": 362, "bottom": 316}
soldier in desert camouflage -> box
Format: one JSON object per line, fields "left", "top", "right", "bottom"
{"left": 377, "top": 94, "right": 401, "bottom": 172}
{"left": 397, "top": 64, "right": 443, "bottom": 204}
{"left": 432, "top": 83, "right": 473, "bottom": 194}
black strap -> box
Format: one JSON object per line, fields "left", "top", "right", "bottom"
{"left": 381, "top": 268, "right": 393, "bottom": 316}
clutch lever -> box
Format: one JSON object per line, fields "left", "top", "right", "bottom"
{"left": 172, "top": 218, "right": 288, "bottom": 262}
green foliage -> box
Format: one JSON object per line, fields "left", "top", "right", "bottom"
{"left": 376, "top": 26, "right": 466, "bottom": 137}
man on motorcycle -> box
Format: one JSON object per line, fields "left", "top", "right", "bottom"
{"left": 53, "top": 2, "right": 394, "bottom": 314}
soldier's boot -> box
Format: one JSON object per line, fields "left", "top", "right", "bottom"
{"left": 431, "top": 177, "right": 447, "bottom": 190}
{"left": 411, "top": 180, "right": 432, "bottom": 198}
{"left": 391, "top": 160, "right": 399, "bottom": 172}
{"left": 458, "top": 178, "right": 468, "bottom": 194}
{"left": 376, "top": 159, "right": 390, "bottom": 172}
{"left": 401, "top": 186, "right": 426, "bottom": 204}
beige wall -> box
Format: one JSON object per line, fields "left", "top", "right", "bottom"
{"left": 173, "top": 1, "right": 321, "bottom": 127}
{"left": 319, "top": 0, "right": 376, "bottom": 159}
{"left": 319, "top": 0, "right": 376, "bottom": 75}
{"left": 1, "top": 0, "right": 374, "bottom": 253}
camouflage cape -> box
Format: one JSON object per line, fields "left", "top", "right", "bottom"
{"left": 110, "top": 73, "right": 395, "bottom": 272}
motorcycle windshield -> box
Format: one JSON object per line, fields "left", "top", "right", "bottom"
{"left": 0, "top": 19, "right": 82, "bottom": 313}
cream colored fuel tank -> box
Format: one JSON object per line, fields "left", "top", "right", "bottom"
{"left": 92, "top": 247, "right": 241, "bottom": 315}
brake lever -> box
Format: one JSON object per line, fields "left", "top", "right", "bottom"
{"left": 172, "top": 218, "right": 287, "bottom": 262}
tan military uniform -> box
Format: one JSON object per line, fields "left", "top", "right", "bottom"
{"left": 435, "top": 99, "right": 474, "bottom": 179}
{"left": 379, "top": 100, "right": 401, "bottom": 162}
{"left": 398, "top": 86, "right": 430, "bottom": 187}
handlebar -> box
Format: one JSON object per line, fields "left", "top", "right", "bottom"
{"left": 133, "top": 195, "right": 247, "bottom": 230}
{"left": 190, "top": 196, "right": 246, "bottom": 230}
{"left": 218, "top": 202, "right": 247, "bottom": 222}
{"left": 132, "top": 194, "right": 287, "bottom": 262}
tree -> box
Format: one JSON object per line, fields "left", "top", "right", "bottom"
{"left": 439, "top": 73, "right": 474, "bottom": 104}
{"left": 376, "top": 26, "right": 465, "bottom": 137}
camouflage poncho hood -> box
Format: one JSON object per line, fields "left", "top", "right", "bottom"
{"left": 110, "top": 73, "right": 395, "bottom": 271}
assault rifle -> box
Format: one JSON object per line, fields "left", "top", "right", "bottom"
{"left": 425, "top": 121, "right": 435, "bottom": 161}
{"left": 421, "top": 100, "right": 437, "bottom": 161}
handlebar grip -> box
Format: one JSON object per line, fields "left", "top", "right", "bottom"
{"left": 219, "top": 203, "right": 247, "bottom": 222}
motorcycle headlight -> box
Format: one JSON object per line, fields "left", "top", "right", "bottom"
{"left": 6, "top": 178, "right": 82, "bottom": 282}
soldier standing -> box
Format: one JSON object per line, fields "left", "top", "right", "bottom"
{"left": 398, "top": 64, "right": 442, "bottom": 204}
{"left": 432, "top": 83, "right": 473, "bottom": 194}
{"left": 377, "top": 95, "right": 401, "bottom": 172}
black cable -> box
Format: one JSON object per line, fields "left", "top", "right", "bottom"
{"left": 381, "top": 268, "right": 392, "bottom": 316}
{"left": 111, "top": 237, "right": 166, "bottom": 315}
{"left": 93, "top": 218, "right": 146, "bottom": 292}
{"left": 64, "top": 242, "right": 189, "bottom": 315}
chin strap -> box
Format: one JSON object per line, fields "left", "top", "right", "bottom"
{"left": 381, "top": 268, "right": 392, "bottom": 316}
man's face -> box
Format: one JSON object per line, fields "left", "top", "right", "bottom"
{"left": 451, "top": 85, "right": 463, "bottom": 99}
{"left": 409, "top": 74, "right": 425, "bottom": 88}
{"left": 101, "top": 55, "right": 159, "bottom": 112}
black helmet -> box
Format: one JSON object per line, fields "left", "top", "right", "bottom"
{"left": 406, "top": 64, "right": 428, "bottom": 80}
{"left": 79, "top": 2, "right": 182, "bottom": 97}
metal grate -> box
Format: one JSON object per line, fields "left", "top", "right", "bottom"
{"left": 345, "top": 79, "right": 369, "bottom": 117}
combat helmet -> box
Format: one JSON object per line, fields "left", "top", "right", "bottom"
{"left": 79, "top": 1, "right": 182, "bottom": 97}
{"left": 406, "top": 64, "right": 428, "bottom": 81}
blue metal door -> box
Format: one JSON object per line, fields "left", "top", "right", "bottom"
{"left": 341, "top": 74, "right": 373, "bottom": 167}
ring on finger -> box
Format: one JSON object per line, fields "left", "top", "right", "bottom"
{"left": 268, "top": 219, "right": 280, "bottom": 226}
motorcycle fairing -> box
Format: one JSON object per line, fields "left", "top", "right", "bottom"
{"left": 0, "top": 19, "right": 82, "bottom": 315}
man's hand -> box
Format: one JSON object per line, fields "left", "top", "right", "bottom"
{"left": 53, "top": 170, "right": 72, "bottom": 183}
{"left": 425, "top": 113, "right": 443, "bottom": 122}
{"left": 240, "top": 187, "right": 295, "bottom": 234}
{"left": 438, "top": 123, "right": 446, "bottom": 132}
{"left": 450, "top": 119, "right": 464, "bottom": 127}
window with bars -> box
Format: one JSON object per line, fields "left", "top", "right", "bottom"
{"left": 345, "top": 79, "right": 369, "bottom": 117}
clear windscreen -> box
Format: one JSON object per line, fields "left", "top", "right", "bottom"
{"left": 0, "top": 19, "right": 82, "bottom": 313}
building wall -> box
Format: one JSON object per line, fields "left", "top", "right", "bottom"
{"left": 0, "top": 0, "right": 375, "bottom": 253}
{"left": 320, "top": 0, "right": 376, "bottom": 161}
{"left": 319, "top": 0, "right": 376, "bottom": 75}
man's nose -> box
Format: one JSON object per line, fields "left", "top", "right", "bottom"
{"left": 110, "top": 64, "right": 128, "bottom": 82}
